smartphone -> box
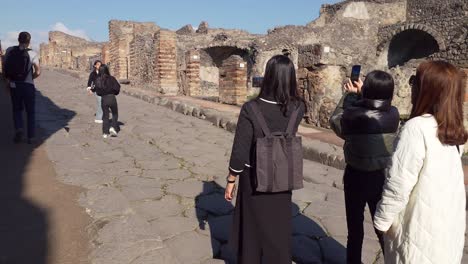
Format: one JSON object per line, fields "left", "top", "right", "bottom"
{"left": 350, "top": 65, "right": 361, "bottom": 84}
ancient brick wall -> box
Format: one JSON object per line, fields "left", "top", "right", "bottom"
{"left": 185, "top": 50, "right": 201, "bottom": 96}
{"left": 101, "top": 44, "right": 110, "bottom": 64}
{"left": 40, "top": 31, "right": 104, "bottom": 71}
{"left": 219, "top": 55, "right": 247, "bottom": 105}
{"left": 378, "top": 0, "right": 468, "bottom": 67}
{"left": 108, "top": 20, "right": 159, "bottom": 80}
{"left": 154, "top": 30, "right": 178, "bottom": 95}
{"left": 129, "top": 35, "right": 155, "bottom": 84}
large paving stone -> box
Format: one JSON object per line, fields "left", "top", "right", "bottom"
{"left": 320, "top": 216, "right": 348, "bottom": 237}
{"left": 151, "top": 216, "right": 199, "bottom": 240}
{"left": 137, "top": 158, "right": 180, "bottom": 170}
{"left": 133, "top": 195, "right": 184, "bottom": 221}
{"left": 292, "top": 188, "right": 327, "bottom": 203}
{"left": 121, "top": 185, "right": 163, "bottom": 202}
{"left": 95, "top": 215, "right": 160, "bottom": 245}
{"left": 303, "top": 161, "right": 343, "bottom": 186}
{"left": 131, "top": 247, "right": 181, "bottom": 264}
{"left": 92, "top": 239, "right": 164, "bottom": 264}
{"left": 166, "top": 179, "right": 216, "bottom": 198}
{"left": 166, "top": 231, "right": 221, "bottom": 264}
{"left": 325, "top": 189, "right": 345, "bottom": 205}
{"left": 303, "top": 200, "right": 346, "bottom": 219}
{"left": 79, "top": 187, "right": 131, "bottom": 219}
{"left": 142, "top": 168, "right": 192, "bottom": 181}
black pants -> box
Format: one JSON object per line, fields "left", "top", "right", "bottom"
{"left": 344, "top": 165, "right": 385, "bottom": 264}
{"left": 10, "top": 82, "right": 36, "bottom": 139}
{"left": 101, "top": 95, "right": 118, "bottom": 134}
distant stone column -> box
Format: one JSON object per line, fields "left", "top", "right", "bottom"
{"left": 185, "top": 50, "right": 201, "bottom": 96}
{"left": 154, "top": 30, "right": 178, "bottom": 95}
{"left": 102, "top": 44, "right": 110, "bottom": 65}
{"left": 219, "top": 55, "right": 247, "bottom": 105}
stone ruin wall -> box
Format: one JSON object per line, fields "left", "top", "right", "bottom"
{"left": 35, "top": 0, "right": 467, "bottom": 132}
{"left": 40, "top": 31, "right": 105, "bottom": 71}
{"left": 108, "top": 20, "right": 159, "bottom": 80}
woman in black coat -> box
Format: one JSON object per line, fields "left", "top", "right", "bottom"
{"left": 92, "top": 64, "right": 120, "bottom": 138}
{"left": 225, "top": 55, "right": 305, "bottom": 264}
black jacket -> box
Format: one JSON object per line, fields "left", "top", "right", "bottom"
{"left": 87, "top": 71, "right": 98, "bottom": 87}
{"left": 330, "top": 93, "right": 400, "bottom": 171}
{"left": 93, "top": 75, "right": 120, "bottom": 96}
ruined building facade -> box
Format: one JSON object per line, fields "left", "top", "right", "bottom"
{"left": 39, "top": 31, "right": 104, "bottom": 71}
{"left": 38, "top": 0, "right": 467, "bottom": 129}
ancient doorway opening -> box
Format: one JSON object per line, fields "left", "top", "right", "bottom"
{"left": 387, "top": 29, "right": 439, "bottom": 68}
{"left": 200, "top": 46, "right": 249, "bottom": 99}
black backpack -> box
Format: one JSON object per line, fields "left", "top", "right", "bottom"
{"left": 249, "top": 102, "right": 304, "bottom": 192}
{"left": 4, "top": 46, "right": 32, "bottom": 82}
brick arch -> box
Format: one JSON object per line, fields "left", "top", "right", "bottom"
{"left": 377, "top": 24, "right": 446, "bottom": 55}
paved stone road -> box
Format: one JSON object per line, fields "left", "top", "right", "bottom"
{"left": 34, "top": 69, "right": 467, "bottom": 264}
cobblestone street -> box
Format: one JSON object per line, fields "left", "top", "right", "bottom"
{"left": 24, "top": 69, "right": 466, "bottom": 263}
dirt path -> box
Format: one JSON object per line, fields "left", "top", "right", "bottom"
{"left": 0, "top": 79, "right": 90, "bottom": 264}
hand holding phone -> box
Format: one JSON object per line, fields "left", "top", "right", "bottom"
{"left": 344, "top": 78, "right": 363, "bottom": 94}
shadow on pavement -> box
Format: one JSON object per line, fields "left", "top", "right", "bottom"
{"left": 0, "top": 79, "right": 75, "bottom": 264}
{"left": 195, "top": 181, "right": 347, "bottom": 264}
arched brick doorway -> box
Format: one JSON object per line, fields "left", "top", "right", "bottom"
{"left": 388, "top": 29, "right": 440, "bottom": 68}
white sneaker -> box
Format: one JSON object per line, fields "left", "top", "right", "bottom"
{"left": 109, "top": 127, "right": 118, "bottom": 137}
{"left": 103, "top": 134, "right": 109, "bottom": 139}
{"left": 95, "top": 120, "right": 103, "bottom": 124}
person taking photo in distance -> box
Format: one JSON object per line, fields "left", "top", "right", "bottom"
{"left": 91, "top": 64, "right": 120, "bottom": 139}
{"left": 87, "top": 60, "right": 103, "bottom": 124}
{"left": 374, "top": 60, "right": 467, "bottom": 264}
{"left": 330, "top": 70, "right": 399, "bottom": 263}
{"left": 224, "top": 55, "right": 305, "bottom": 264}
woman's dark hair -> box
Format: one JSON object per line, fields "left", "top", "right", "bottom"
{"left": 410, "top": 60, "right": 467, "bottom": 145}
{"left": 361, "top": 70, "right": 395, "bottom": 100}
{"left": 258, "top": 55, "right": 300, "bottom": 115}
{"left": 98, "top": 64, "right": 110, "bottom": 76}
{"left": 94, "top": 60, "right": 102, "bottom": 66}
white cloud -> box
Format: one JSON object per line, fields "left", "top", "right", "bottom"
{"left": 0, "top": 30, "right": 48, "bottom": 51}
{"left": 0, "top": 22, "right": 90, "bottom": 52}
{"left": 51, "top": 22, "right": 90, "bottom": 41}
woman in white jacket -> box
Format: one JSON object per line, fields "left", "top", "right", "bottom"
{"left": 374, "top": 60, "right": 467, "bottom": 263}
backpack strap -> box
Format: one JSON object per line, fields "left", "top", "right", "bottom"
{"left": 286, "top": 104, "right": 301, "bottom": 135}
{"left": 249, "top": 102, "right": 272, "bottom": 137}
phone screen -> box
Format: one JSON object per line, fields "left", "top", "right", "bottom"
{"left": 351, "top": 65, "right": 361, "bottom": 83}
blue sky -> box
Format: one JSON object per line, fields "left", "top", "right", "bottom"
{"left": 0, "top": 0, "right": 340, "bottom": 49}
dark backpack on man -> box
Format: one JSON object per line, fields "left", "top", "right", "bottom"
{"left": 249, "top": 102, "right": 304, "bottom": 192}
{"left": 4, "top": 46, "right": 32, "bottom": 82}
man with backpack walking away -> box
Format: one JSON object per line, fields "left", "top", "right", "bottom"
{"left": 2, "top": 32, "right": 41, "bottom": 144}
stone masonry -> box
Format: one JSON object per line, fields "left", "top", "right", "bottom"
{"left": 40, "top": 31, "right": 104, "bottom": 71}
{"left": 36, "top": 0, "right": 467, "bottom": 131}
{"left": 129, "top": 35, "right": 155, "bottom": 85}
{"left": 154, "top": 30, "right": 178, "bottom": 95}
{"left": 219, "top": 55, "right": 247, "bottom": 105}
{"left": 108, "top": 20, "right": 159, "bottom": 80}
{"left": 185, "top": 50, "right": 201, "bottom": 97}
